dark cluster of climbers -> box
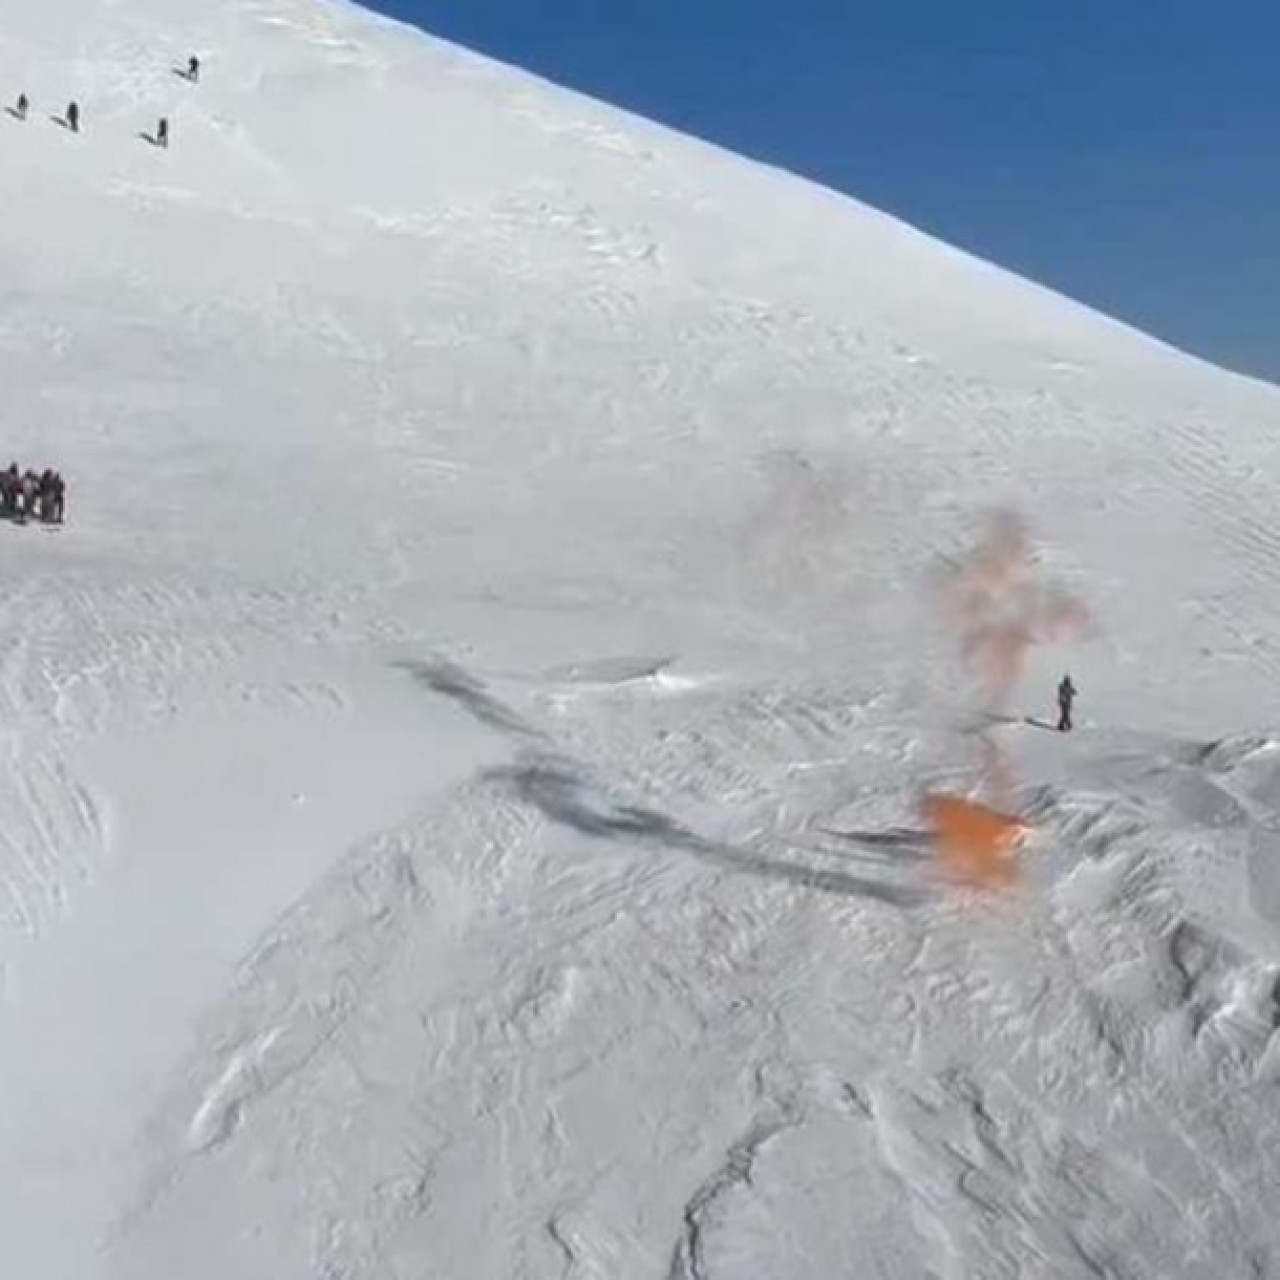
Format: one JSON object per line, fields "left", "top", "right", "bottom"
{"left": 9, "top": 55, "right": 200, "bottom": 148}
{"left": 2, "top": 465, "right": 66, "bottom": 526}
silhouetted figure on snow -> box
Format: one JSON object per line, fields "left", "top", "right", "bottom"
{"left": 1, "top": 464, "right": 18, "bottom": 518}
{"left": 18, "top": 470, "right": 38, "bottom": 522}
{"left": 1057, "top": 675, "right": 1077, "bottom": 733}
{"left": 156, "top": 117, "right": 169, "bottom": 148}
{"left": 38, "top": 470, "right": 59, "bottom": 523}
{"left": 188, "top": 56, "right": 201, "bottom": 82}
{"left": 14, "top": 93, "right": 28, "bottom": 121}
{"left": 65, "top": 100, "right": 80, "bottom": 133}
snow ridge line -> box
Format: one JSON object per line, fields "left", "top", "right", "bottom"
{"left": 665, "top": 1114, "right": 799, "bottom": 1280}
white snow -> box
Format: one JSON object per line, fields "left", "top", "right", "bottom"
{"left": 5, "top": 1, "right": 1280, "bottom": 1276}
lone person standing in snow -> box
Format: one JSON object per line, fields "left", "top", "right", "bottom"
{"left": 66, "top": 100, "right": 80, "bottom": 132}
{"left": 14, "top": 93, "right": 28, "bottom": 120}
{"left": 156, "top": 117, "right": 169, "bottom": 148}
{"left": 187, "top": 55, "right": 200, "bottom": 83}
{"left": 1057, "top": 675, "right": 1077, "bottom": 732}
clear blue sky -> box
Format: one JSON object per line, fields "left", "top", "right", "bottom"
{"left": 372, "top": 0, "right": 1280, "bottom": 382}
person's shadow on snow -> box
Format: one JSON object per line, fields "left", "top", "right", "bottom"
{"left": 981, "top": 711, "right": 1061, "bottom": 732}
{"left": 137, "top": 130, "right": 164, "bottom": 148}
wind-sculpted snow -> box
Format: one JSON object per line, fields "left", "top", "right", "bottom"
{"left": 5, "top": 0, "right": 1280, "bottom": 1276}
{"left": 666, "top": 1114, "right": 801, "bottom": 1280}
{"left": 107, "top": 661, "right": 1280, "bottom": 1279}
{"left": 400, "top": 656, "right": 930, "bottom": 905}
{"left": 484, "top": 754, "right": 930, "bottom": 907}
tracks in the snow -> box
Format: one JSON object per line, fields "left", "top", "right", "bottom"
{"left": 0, "top": 573, "right": 111, "bottom": 952}
{"left": 0, "top": 566, "right": 354, "bottom": 961}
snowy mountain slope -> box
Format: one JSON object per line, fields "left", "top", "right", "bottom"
{"left": 4, "top": 1, "right": 1280, "bottom": 1277}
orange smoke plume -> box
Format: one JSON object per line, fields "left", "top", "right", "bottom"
{"left": 924, "top": 510, "right": 1087, "bottom": 890}
{"left": 920, "top": 793, "right": 1027, "bottom": 890}
{"left": 939, "top": 508, "right": 1088, "bottom": 719}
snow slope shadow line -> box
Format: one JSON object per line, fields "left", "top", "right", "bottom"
{"left": 395, "top": 657, "right": 545, "bottom": 741}
{"left": 818, "top": 826, "right": 931, "bottom": 858}
{"left": 399, "top": 657, "right": 926, "bottom": 904}
{"left": 483, "top": 756, "right": 928, "bottom": 908}
{"left": 983, "top": 711, "right": 1060, "bottom": 733}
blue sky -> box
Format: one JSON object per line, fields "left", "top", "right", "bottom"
{"left": 373, "top": 1, "right": 1280, "bottom": 382}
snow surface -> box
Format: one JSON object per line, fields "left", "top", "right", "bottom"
{"left": 6, "top": 1, "right": 1280, "bottom": 1276}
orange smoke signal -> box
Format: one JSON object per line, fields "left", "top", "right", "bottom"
{"left": 920, "top": 792, "right": 1027, "bottom": 890}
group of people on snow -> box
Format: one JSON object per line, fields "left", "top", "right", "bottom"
{"left": 9, "top": 55, "right": 199, "bottom": 148}
{"left": 2, "top": 464, "right": 66, "bottom": 525}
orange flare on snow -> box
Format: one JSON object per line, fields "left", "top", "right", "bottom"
{"left": 921, "top": 792, "right": 1027, "bottom": 890}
